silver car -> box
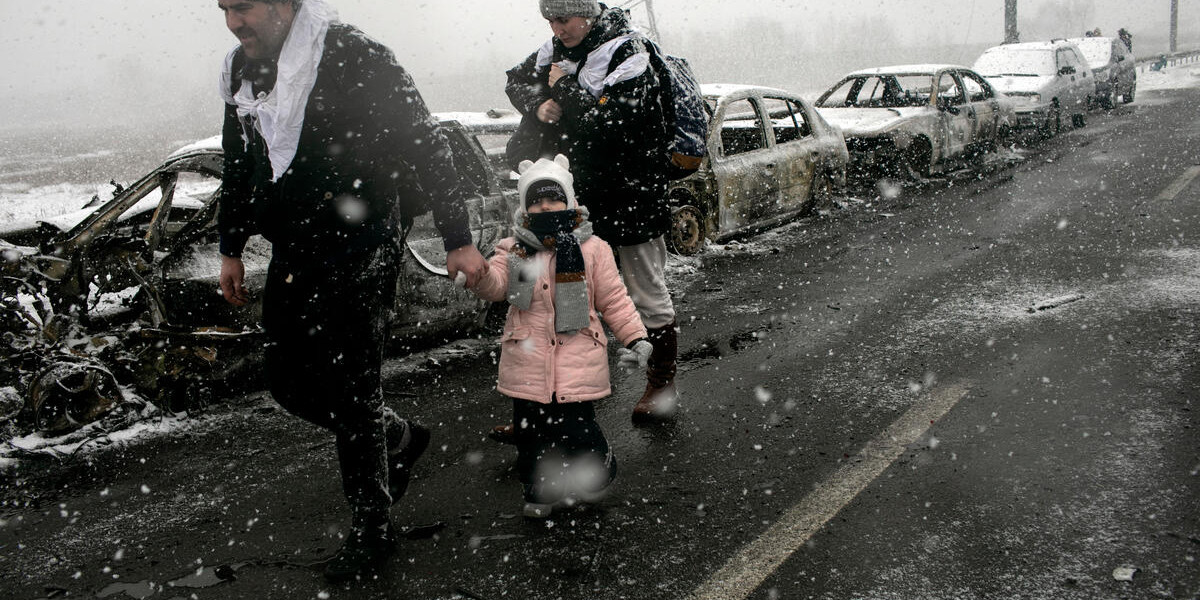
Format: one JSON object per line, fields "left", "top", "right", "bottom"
{"left": 973, "top": 40, "right": 1094, "bottom": 136}
{"left": 667, "top": 84, "right": 849, "bottom": 255}
{"left": 815, "top": 64, "right": 1016, "bottom": 179}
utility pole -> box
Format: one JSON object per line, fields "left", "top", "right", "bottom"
{"left": 1004, "top": 0, "right": 1019, "bottom": 44}
{"left": 644, "top": 0, "right": 662, "bottom": 44}
{"left": 1170, "top": 0, "right": 1178, "bottom": 52}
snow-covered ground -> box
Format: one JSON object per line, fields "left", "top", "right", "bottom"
{"left": 0, "top": 181, "right": 113, "bottom": 229}
{"left": 1136, "top": 60, "right": 1200, "bottom": 91}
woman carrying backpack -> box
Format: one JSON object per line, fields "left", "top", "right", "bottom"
{"left": 501, "top": 0, "right": 682, "bottom": 433}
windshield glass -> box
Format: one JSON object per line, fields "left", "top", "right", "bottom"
{"left": 816, "top": 74, "right": 934, "bottom": 108}
{"left": 973, "top": 49, "right": 1056, "bottom": 77}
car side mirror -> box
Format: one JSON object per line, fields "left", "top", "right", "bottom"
{"left": 1059, "top": 65, "right": 1076, "bottom": 76}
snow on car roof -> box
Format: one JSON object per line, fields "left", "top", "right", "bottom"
{"left": 844, "top": 64, "right": 968, "bottom": 77}
{"left": 701, "top": 83, "right": 792, "bottom": 98}
{"left": 982, "top": 40, "right": 1078, "bottom": 53}
{"left": 436, "top": 108, "right": 521, "bottom": 129}
{"left": 165, "top": 110, "right": 522, "bottom": 160}
{"left": 165, "top": 135, "right": 223, "bottom": 161}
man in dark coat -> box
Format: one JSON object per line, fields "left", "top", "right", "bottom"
{"left": 500, "top": 0, "right": 682, "bottom": 432}
{"left": 214, "top": 0, "right": 487, "bottom": 581}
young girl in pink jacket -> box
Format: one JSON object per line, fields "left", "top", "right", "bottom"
{"left": 466, "top": 154, "right": 651, "bottom": 518}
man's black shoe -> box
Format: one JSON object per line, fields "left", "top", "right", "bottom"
{"left": 388, "top": 422, "right": 430, "bottom": 504}
{"left": 323, "top": 523, "right": 396, "bottom": 582}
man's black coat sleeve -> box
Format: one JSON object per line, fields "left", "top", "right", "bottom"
{"left": 217, "top": 103, "right": 256, "bottom": 258}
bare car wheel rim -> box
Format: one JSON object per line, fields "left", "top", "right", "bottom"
{"left": 670, "top": 205, "right": 704, "bottom": 256}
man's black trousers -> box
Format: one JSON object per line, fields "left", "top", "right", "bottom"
{"left": 262, "top": 242, "right": 405, "bottom": 527}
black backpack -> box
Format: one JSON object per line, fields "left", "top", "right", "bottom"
{"left": 645, "top": 40, "right": 710, "bottom": 178}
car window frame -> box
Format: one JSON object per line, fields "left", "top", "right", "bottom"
{"left": 761, "top": 95, "right": 811, "bottom": 145}
{"left": 958, "top": 69, "right": 994, "bottom": 102}
{"left": 936, "top": 70, "right": 967, "bottom": 107}
{"left": 716, "top": 95, "right": 770, "bottom": 158}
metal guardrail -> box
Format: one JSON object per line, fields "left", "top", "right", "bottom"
{"left": 1137, "top": 48, "right": 1200, "bottom": 73}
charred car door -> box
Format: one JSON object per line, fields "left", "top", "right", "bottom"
{"left": 959, "top": 69, "right": 999, "bottom": 143}
{"left": 711, "top": 96, "right": 780, "bottom": 231}
{"left": 935, "top": 70, "right": 973, "bottom": 160}
{"left": 761, "top": 95, "right": 818, "bottom": 212}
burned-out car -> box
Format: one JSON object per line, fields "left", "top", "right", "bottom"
{"left": 667, "top": 84, "right": 849, "bottom": 255}
{"left": 0, "top": 110, "right": 520, "bottom": 428}
{"left": 814, "top": 64, "right": 1016, "bottom": 180}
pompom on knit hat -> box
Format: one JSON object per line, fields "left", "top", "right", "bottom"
{"left": 515, "top": 154, "right": 579, "bottom": 218}
{"left": 540, "top": 0, "right": 602, "bottom": 19}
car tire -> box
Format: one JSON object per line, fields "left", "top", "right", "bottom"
{"left": 1072, "top": 112, "right": 1086, "bottom": 129}
{"left": 669, "top": 204, "right": 706, "bottom": 256}
{"left": 803, "top": 170, "right": 838, "bottom": 216}
{"left": 1101, "top": 82, "right": 1118, "bottom": 110}
{"left": 1039, "top": 104, "right": 1062, "bottom": 139}
{"left": 1122, "top": 83, "right": 1135, "bottom": 104}
{"left": 903, "top": 138, "right": 932, "bottom": 179}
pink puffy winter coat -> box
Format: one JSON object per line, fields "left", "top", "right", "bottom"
{"left": 469, "top": 236, "right": 647, "bottom": 404}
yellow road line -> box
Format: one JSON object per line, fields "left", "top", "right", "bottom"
{"left": 687, "top": 382, "right": 971, "bottom": 600}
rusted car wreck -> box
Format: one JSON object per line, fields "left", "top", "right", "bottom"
{"left": 0, "top": 111, "right": 520, "bottom": 437}
{"left": 815, "top": 64, "right": 1016, "bottom": 180}
{"left": 666, "top": 84, "right": 849, "bottom": 256}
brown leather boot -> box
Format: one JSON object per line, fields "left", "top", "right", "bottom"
{"left": 632, "top": 321, "right": 679, "bottom": 424}
{"left": 488, "top": 423, "right": 516, "bottom": 445}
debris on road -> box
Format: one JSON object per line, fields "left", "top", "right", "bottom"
{"left": 1112, "top": 566, "right": 1139, "bottom": 581}
{"left": 1027, "top": 292, "right": 1086, "bottom": 313}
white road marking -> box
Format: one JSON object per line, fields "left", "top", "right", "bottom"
{"left": 1156, "top": 165, "right": 1200, "bottom": 201}
{"left": 686, "top": 382, "right": 971, "bottom": 600}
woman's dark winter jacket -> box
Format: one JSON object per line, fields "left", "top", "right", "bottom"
{"left": 218, "top": 23, "right": 472, "bottom": 261}
{"left": 505, "top": 7, "right": 672, "bottom": 247}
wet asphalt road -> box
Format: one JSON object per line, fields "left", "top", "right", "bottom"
{"left": 2, "top": 88, "right": 1199, "bottom": 600}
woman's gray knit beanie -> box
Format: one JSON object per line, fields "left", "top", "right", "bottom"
{"left": 540, "top": 0, "right": 602, "bottom": 19}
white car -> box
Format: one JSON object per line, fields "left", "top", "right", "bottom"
{"left": 1067, "top": 36, "right": 1137, "bottom": 109}
{"left": 814, "top": 64, "right": 1016, "bottom": 179}
{"left": 973, "top": 40, "right": 1094, "bottom": 136}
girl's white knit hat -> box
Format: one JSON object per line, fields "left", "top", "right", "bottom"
{"left": 515, "top": 154, "right": 578, "bottom": 218}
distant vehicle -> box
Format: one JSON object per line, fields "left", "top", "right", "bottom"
{"left": 814, "top": 64, "right": 1016, "bottom": 179}
{"left": 973, "top": 40, "right": 1094, "bottom": 136}
{"left": 666, "top": 84, "right": 849, "bottom": 256}
{"left": 0, "top": 110, "right": 520, "bottom": 407}
{"left": 1068, "top": 36, "right": 1137, "bottom": 108}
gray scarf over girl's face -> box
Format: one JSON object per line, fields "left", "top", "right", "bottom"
{"left": 509, "top": 206, "right": 593, "bottom": 333}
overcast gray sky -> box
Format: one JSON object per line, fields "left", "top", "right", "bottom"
{"left": 0, "top": 0, "right": 1194, "bottom": 132}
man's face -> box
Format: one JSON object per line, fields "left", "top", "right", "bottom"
{"left": 548, "top": 16, "right": 593, "bottom": 49}
{"left": 218, "top": 0, "right": 296, "bottom": 59}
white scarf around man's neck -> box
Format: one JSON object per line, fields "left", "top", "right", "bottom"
{"left": 218, "top": 0, "right": 339, "bottom": 182}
